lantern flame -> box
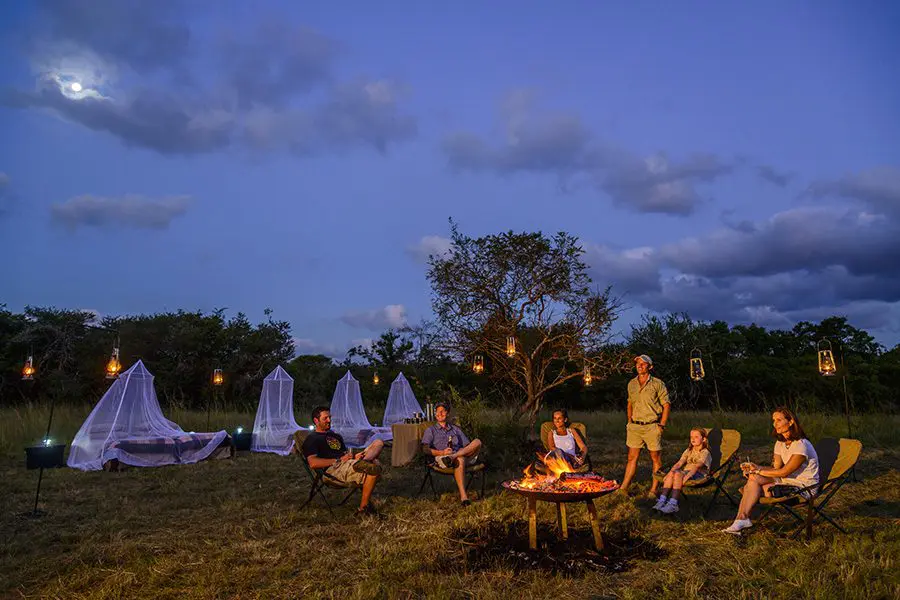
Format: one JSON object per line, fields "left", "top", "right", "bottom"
{"left": 105, "top": 347, "right": 121, "bottom": 379}
{"left": 22, "top": 356, "right": 36, "bottom": 380}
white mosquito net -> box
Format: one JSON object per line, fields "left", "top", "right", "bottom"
{"left": 329, "top": 370, "right": 392, "bottom": 446}
{"left": 382, "top": 372, "right": 423, "bottom": 426}
{"left": 251, "top": 365, "right": 300, "bottom": 455}
{"left": 67, "top": 360, "right": 229, "bottom": 471}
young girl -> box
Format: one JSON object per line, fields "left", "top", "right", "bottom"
{"left": 653, "top": 428, "right": 712, "bottom": 514}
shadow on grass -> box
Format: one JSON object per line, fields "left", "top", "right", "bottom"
{"left": 449, "top": 521, "right": 666, "bottom": 577}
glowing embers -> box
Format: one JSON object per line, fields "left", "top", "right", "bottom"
{"left": 507, "top": 461, "right": 618, "bottom": 495}
{"left": 817, "top": 339, "right": 837, "bottom": 376}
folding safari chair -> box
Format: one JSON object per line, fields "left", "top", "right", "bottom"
{"left": 416, "top": 452, "right": 487, "bottom": 501}
{"left": 653, "top": 428, "right": 741, "bottom": 517}
{"left": 537, "top": 421, "right": 593, "bottom": 473}
{"left": 295, "top": 432, "right": 363, "bottom": 517}
{"left": 756, "top": 438, "right": 862, "bottom": 540}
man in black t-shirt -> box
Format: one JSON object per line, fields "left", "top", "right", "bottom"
{"left": 301, "top": 406, "right": 384, "bottom": 515}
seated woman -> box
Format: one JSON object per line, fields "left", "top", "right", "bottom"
{"left": 542, "top": 409, "right": 588, "bottom": 470}
{"left": 722, "top": 406, "right": 820, "bottom": 535}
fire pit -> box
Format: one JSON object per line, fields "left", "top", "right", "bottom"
{"left": 502, "top": 459, "right": 618, "bottom": 552}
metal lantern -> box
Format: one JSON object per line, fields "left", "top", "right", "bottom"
{"left": 473, "top": 354, "right": 484, "bottom": 374}
{"left": 105, "top": 345, "right": 121, "bottom": 379}
{"left": 506, "top": 336, "right": 516, "bottom": 357}
{"left": 583, "top": 366, "right": 592, "bottom": 387}
{"left": 373, "top": 372, "right": 380, "bottom": 385}
{"left": 689, "top": 348, "right": 705, "bottom": 381}
{"left": 212, "top": 368, "right": 224, "bottom": 386}
{"left": 818, "top": 339, "right": 837, "bottom": 376}
{"left": 22, "top": 355, "right": 35, "bottom": 380}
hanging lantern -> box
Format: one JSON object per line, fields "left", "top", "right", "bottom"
{"left": 212, "top": 368, "right": 224, "bottom": 386}
{"left": 105, "top": 346, "right": 121, "bottom": 379}
{"left": 583, "top": 366, "right": 592, "bottom": 387}
{"left": 817, "top": 339, "right": 837, "bottom": 377}
{"left": 373, "top": 372, "right": 380, "bottom": 385}
{"left": 689, "top": 348, "right": 705, "bottom": 381}
{"left": 473, "top": 354, "right": 484, "bottom": 374}
{"left": 506, "top": 336, "right": 516, "bottom": 357}
{"left": 22, "top": 355, "right": 35, "bottom": 380}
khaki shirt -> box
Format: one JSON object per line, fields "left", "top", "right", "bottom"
{"left": 679, "top": 447, "right": 712, "bottom": 470}
{"left": 627, "top": 375, "right": 670, "bottom": 422}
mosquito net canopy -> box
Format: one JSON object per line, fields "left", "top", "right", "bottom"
{"left": 382, "top": 372, "right": 423, "bottom": 426}
{"left": 67, "top": 360, "right": 229, "bottom": 471}
{"left": 329, "top": 370, "right": 392, "bottom": 445}
{"left": 251, "top": 365, "right": 300, "bottom": 455}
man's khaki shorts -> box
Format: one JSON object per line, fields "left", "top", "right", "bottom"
{"left": 325, "top": 459, "right": 367, "bottom": 486}
{"left": 626, "top": 422, "right": 662, "bottom": 451}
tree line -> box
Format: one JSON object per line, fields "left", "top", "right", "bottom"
{"left": 2, "top": 304, "right": 897, "bottom": 415}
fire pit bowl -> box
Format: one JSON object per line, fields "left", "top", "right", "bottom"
{"left": 501, "top": 472, "right": 619, "bottom": 552}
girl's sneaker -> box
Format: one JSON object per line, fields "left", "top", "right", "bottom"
{"left": 659, "top": 499, "right": 679, "bottom": 514}
{"left": 652, "top": 496, "right": 668, "bottom": 511}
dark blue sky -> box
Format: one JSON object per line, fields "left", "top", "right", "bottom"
{"left": 2, "top": 1, "right": 899, "bottom": 356}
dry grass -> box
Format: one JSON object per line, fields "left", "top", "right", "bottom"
{"left": 1, "top": 408, "right": 898, "bottom": 599}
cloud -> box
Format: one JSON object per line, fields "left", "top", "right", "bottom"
{"left": 292, "top": 337, "right": 343, "bottom": 359}
{"left": 406, "top": 235, "right": 453, "bottom": 263}
{"left": 756, "top": 164, "right": 794, "bottom": 187}
{"left": 3, "top": 3, "right": 416, "bottom": 157}
{"left": 805, "top": 165, "right": 900, "bottom": 215}
{"left": 51, "top": 194, "right": 191, "bottom": 230}
{"left": 582, "top": 170, "right": 900, "bottom": 340}
{"left": 341, "top": 304, "right": 408, "bottom": 331}
{"left": 441, "top": 90, "right": 732, "bottom": 216}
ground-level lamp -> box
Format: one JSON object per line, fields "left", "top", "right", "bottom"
{"left": 473, "top": 354, "right": 484, "bottom": 374}
{"left": 206, "top": 368, "right": 224, "bottom": 431}
{"left": 506, "top": 336, "right": 516, "bottom": 357}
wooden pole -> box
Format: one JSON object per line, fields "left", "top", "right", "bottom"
{"left": 585, "top": 500, "right": 604, "bottom": 552}
{"left": 528, "top": 497, "right": 537, "bottom": 551}
{"left": 556, "top": 502, "right": 568, "bottom": 540}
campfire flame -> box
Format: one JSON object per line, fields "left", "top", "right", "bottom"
{"left": 510, "top": 455, "right": 618, "bottom": 494}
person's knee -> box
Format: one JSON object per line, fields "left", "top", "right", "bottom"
{"left": 471, "top": 438, "right": 483, "bottom": 451}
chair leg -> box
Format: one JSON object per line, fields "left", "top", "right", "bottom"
{"left": 480, "top": 469, "right": 486, "bottom": 499}
{"left": 429, "top": 471, "right": 439, "bottom": 500}
{"left": 416, "top": 470, "right": 430, "bottom": 497}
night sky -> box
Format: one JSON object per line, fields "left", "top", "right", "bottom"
{"left": 2, "top": 1, "right": 899, "bottom": 356}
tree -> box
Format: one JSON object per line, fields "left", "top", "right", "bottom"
{"left": 427, "top": 222, "right": 627, "bottom": 423}
{"left": 348, "top": 329, "right": 414, "bottom": 370}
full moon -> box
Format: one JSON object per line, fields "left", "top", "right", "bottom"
{"left": 70, "top": 82, "right": 82, "bottom": 92}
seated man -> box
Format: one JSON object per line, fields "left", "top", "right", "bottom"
{"left": 301, "top": 406, "right": 384, "bottom": 515}
{"left": 421, "top": 402, "right": 483, "bottom": 506}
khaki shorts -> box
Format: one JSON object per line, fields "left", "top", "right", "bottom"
{"left": 626, "top": 423, "right": 662, "bottom": 451}
{"left": 325, "top": 459, "right": 367, "bottom": 486}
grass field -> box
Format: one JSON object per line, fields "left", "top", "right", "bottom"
{"left": 1, "top": 406, "right": 898, "bottom": 599}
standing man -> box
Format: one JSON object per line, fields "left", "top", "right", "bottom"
{"left": 620, "top": 354, "right": 670, "bottom": 497}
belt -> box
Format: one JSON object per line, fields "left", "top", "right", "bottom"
{"left": 631, "top": 419, "right": 659, "bottom": 425}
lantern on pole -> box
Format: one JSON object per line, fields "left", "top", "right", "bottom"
{"left": 105, "top": 343, "right": 121, "bottom": 379}
{"left": 506, "top": 336, "right": 516, "bottom": 357}
{"left": 373, "top": 372, "right": 380, "bottom": 385}
{"left": 689, "top": 348, "right": 705, "bottom": 381}
{"left": 817, "top": 339, "right": 837, "bottom": 376}
{"left": 22, "top": 355, "right": 36, "bottom": 380}
{"left": 583, "top": 366, "right": 592, "bottom": 387}
{"left": 212, "top": 368, "right": 224, "bottom": 386}
{"left": 473, "top": 354, "right": 484, "bottom": 374}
